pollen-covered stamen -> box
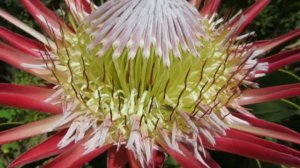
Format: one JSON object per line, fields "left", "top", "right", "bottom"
{"left": 86, "top": 0, "right": 204, "bottom": 66}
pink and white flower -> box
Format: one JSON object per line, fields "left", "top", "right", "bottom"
{"left": 0, "top": 0, "right": 300, "bottom": 167}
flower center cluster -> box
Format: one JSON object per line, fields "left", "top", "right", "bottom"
{"left": 48, "top": 0, "right": 260, "bottom": 159}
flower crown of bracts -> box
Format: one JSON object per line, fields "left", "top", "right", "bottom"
{"left": 0, "top": 0, "right": 300, "bottom": 167}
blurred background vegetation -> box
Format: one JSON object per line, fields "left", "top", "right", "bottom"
{"left": 0, "top": 0, "right": 299, "bottom": 167}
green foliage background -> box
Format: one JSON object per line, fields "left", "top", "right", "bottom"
{"left": 0, "top": 0, "right": 299, "bottom": 167}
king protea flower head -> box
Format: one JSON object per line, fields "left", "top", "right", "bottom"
{"left": 0, "top": 0, "right": 300, "bottom": 167}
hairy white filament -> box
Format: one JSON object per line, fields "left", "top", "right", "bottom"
{"left": 87, "top": 0, "right": 205, "bottom": 66}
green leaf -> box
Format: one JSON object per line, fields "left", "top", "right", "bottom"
{"left": 258, "top": 70, "right": 300, "bottom": 88}
{"left": 163, "top": 156, "right": 180, "bottom": 168}
{"left": 249, "top": 99, "right": 300, "bottom": 122}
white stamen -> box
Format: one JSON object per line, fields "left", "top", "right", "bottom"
{"left": 88, "top": 0, "right": 205, "bottom": 66}
{"left": 236, "top": 32, "right": 255, "bottom": 41}
{"left": 84, "top": 118, "right": 111, "bottom": 154}
{"left": 44, "top": 88, "right": 64, "bottom": 103}
{"left": 21, "top": 63, "right": 48, "bottom": 70}
{"left": 251, "top": 49, "right": 266, "bottom": 58}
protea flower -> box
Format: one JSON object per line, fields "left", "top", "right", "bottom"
{"left": 0, "top": 0, "right": 300, "bottom": 167}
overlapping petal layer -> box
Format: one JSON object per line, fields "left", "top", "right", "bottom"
{"left": 0, "top": 83, "right": 61, "bottom": 114}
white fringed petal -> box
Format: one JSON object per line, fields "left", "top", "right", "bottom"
{"left": 87, "top": 0, "right": 205, "bottom": 66}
